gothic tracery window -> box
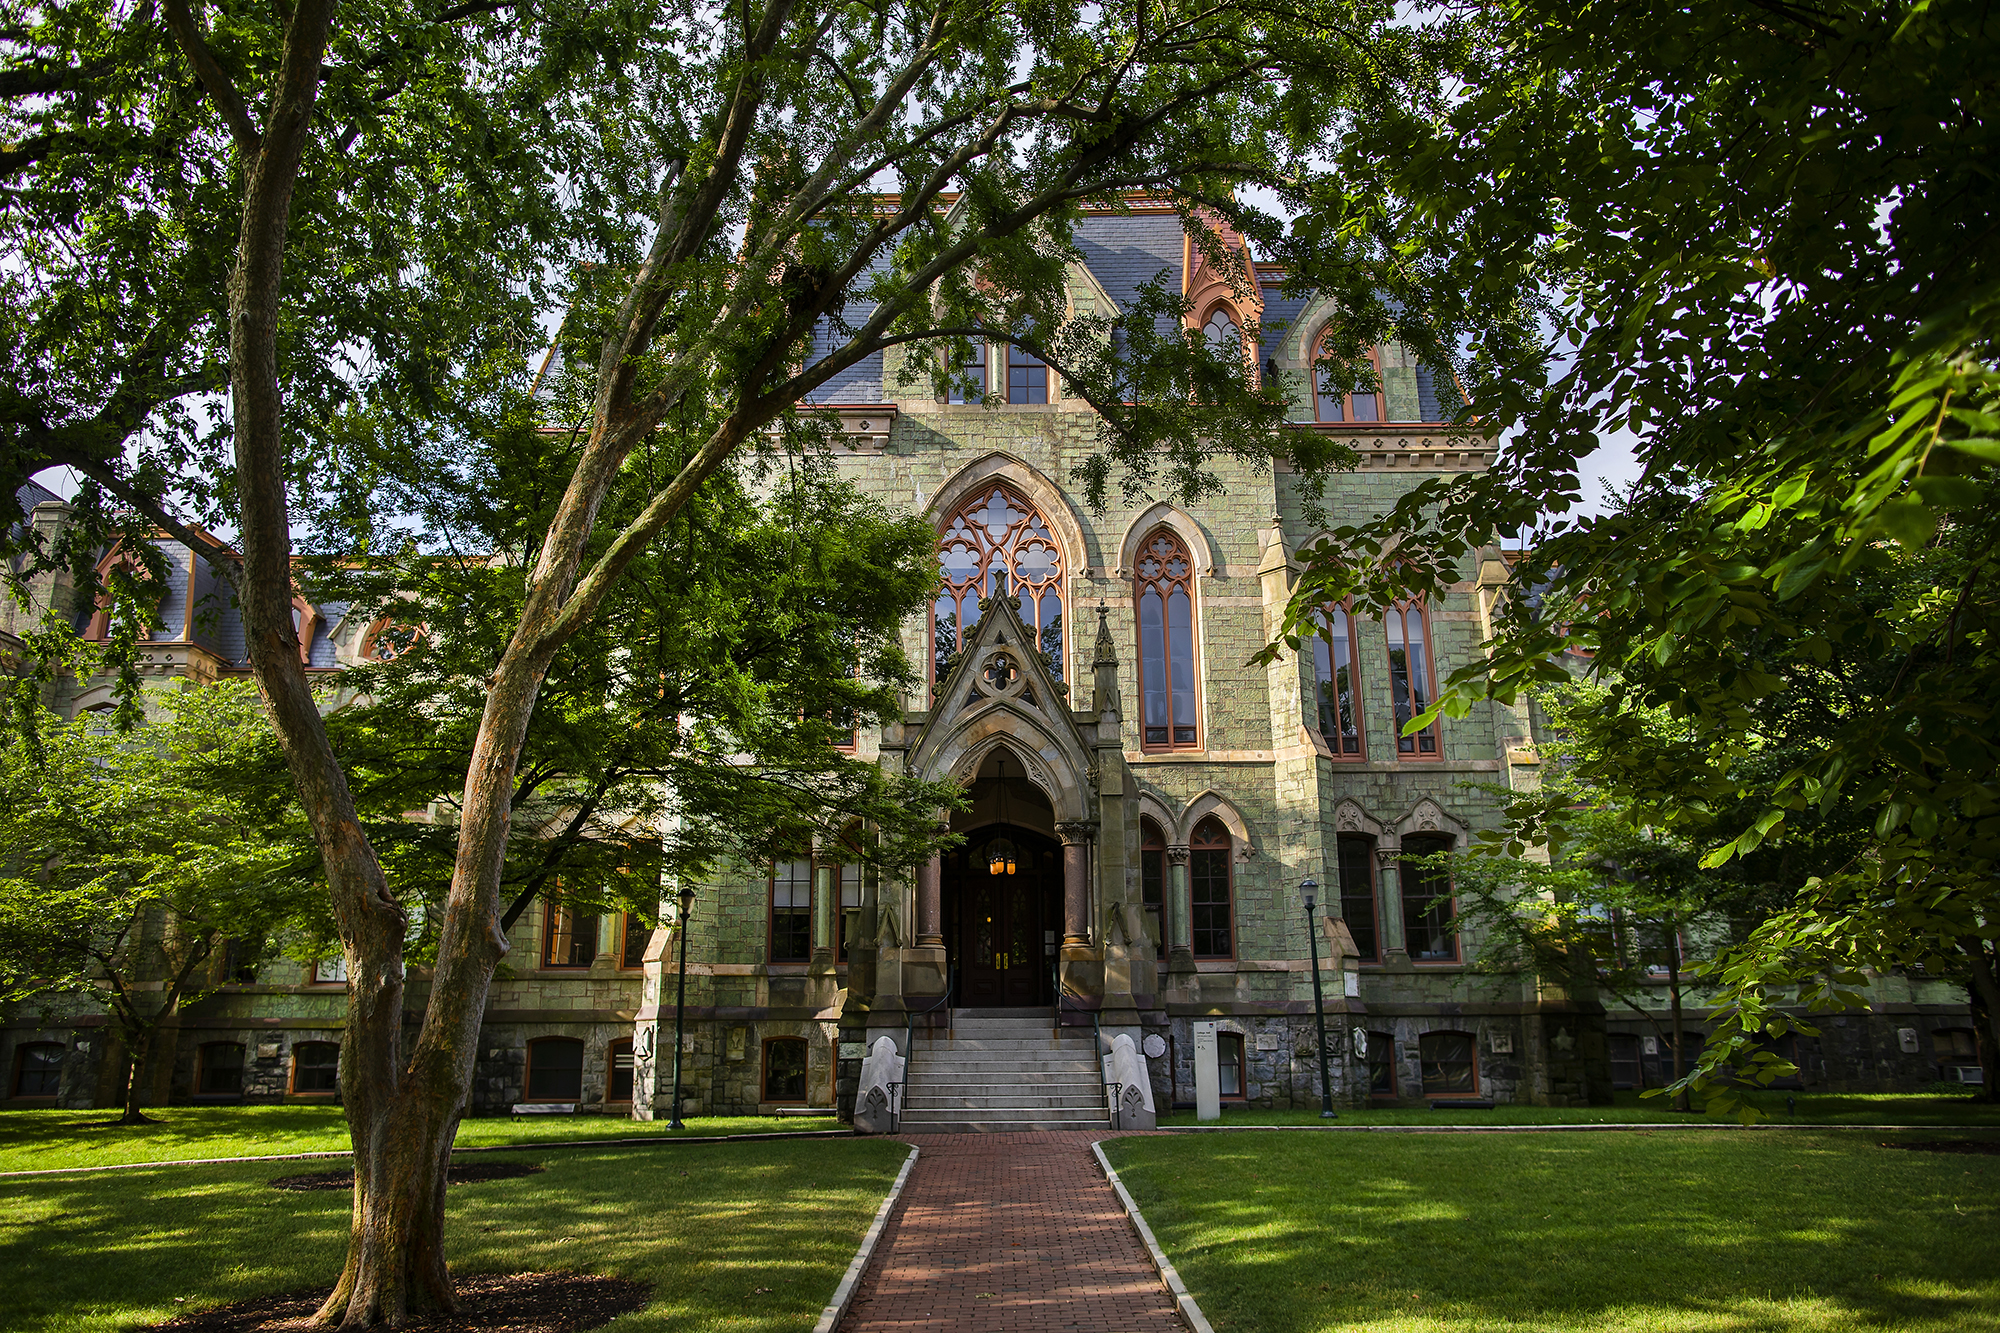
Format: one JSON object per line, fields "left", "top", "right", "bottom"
{"left": 1134, "top": 527, "right": 1199, "bottom": 749}
{"left": 933, "top": 486, "right": 1066, "bottom": 690}
{"left": 1203, "top": 307, "right": 1242, "bottom": 361}
{"left": 1311, "top": 602, "right": 1364, "bottom": 757}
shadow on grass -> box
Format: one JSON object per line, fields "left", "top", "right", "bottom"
{"left": 0, "top": 1139, "right": 911, "bottom": 1333}
{"left": 1107, "top": 1130, "right": 2000, "bottom": 1333}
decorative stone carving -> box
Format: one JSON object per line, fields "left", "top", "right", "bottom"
{"left": 1166, "top": 844, "right": 1191, "bottom": 865}
{"left": 1334, "top": 802, "right": 1367, "bottom": 832}
{"left": 1055, "top": 820, "right": 1096, "bottom": 845}
{"left": 853, "top": 1036, "right": 905, "bottom": 1134}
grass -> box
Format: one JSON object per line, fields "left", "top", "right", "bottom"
{"left": 0, "top": 1136, "right": 909, "bottom": 1332}
{"left": 1156, "top": 1090, "right": 2000, "bottom": 1129}
{"left": 0, "top": 1106, "right": 844, "bottom": 1174}
{"left": 1104, "top": 1128, "right": 2000, "bottom": 1332}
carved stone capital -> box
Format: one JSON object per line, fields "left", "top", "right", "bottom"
{"left": 1374, "top": 846, "right": 1402, "bottom": 868}
{"left": 1056, "top": 820, "right": 1098, "bottom": 845}
{"left": 1166, "top": 845, "right": 1191, "bottom": 865}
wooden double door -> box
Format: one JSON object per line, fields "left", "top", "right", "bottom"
{"left": 946, "top": 827, "right": 1060, "bottom": 1007}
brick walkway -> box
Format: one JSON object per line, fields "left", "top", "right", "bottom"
{"left": 841, "top": 1131, "right": 1184, "bottom": 1333}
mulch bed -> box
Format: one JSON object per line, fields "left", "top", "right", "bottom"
{"left": 149, "top": 1272, "right": 651, "bottom": 1332}
{"left": 1880, "top": 1139, "right": 2000, "bottom": 1155}
{"left": 268, "top": 1162, "right": 545, "bottom": 1192}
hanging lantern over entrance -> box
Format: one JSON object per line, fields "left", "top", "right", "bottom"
{"left": 985, "top": 835, "right": 1019, "bottom": 876}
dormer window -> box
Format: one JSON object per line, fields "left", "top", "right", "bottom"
{"left": 1313, "top": 329, "right": 1385, "bottom": 422}
{"left": 1203, "top": 307, "right": 1242, "bottom": 358}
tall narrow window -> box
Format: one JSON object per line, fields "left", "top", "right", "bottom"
{"left": 1135, "top": 528, "right": 1199, "bottom": 749}
{"left": 1313, "top": 331, "right": 1384, "bottom": 422}
{"left": 1366, "top": 1032, "right": 1396, "bottom": 1097}
{"left": 1203, "top": 307, "right": 1242, "bottom": 363}
{"left": 1007, "top": 344, "right": 1048, "bottom": 403}
{"left": 934, "top": 486, "right": 1065, "bottom": 690}
{"left": 1189, "top": 818, "right": 1233, "bottom": 958}
{"left": 769, "top": 859, "right": 812, "bottom": 964}
{"left": 1335, "top": 834, "right": 1379, "bottom": 963}
{"left": 1400, "top": 834, "right": 1457, "bottom": 962}
{"left": 619, "top": 913, "right": 651, "bottom": 969}
{"left": 526, "top": 1037, "right": 584, "bottom": 1101}
{"left": 1311, "top": 604, "right": 1364, "bottom": 757}
{"left": 764, "top": 1037, "right": 809, "bottom": 1102}
{"left": 1140, "top": 819, "right": 1167, "bottom": 960}
{"left": 945, "top": 341, "right": 987, "bottom": 403}
{"left": 1386, "top": 600, "right": 1439, "bottom": 757}
{"left": 542, "top": 905, "right": 599, "bottom": 969}
{"left": 1419, "top": 1030, "right": 1476, "bottom": 1096}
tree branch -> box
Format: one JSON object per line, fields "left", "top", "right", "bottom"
{"left": 162, "top": 0, "right": 263, "bottom": 155}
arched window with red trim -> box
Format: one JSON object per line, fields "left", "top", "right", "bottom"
{"left": 1203, "top": 305, "right": 1242, "bottom": 361}
{"left": 1386, "top": 599, "right": 1440, "bottom": 757}
{"left": 1189, "top": 818, "right": 1233, "bottom": 958}
{"left": 1311, "top": 602, "right": 1364, "bottom": 757}
{"left": 933, "top": 486, "right": 1066, "bottom": 690}
{"left": 1134, "top": 527, "right": 1199, "bottom": 750}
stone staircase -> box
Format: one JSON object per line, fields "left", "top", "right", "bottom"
{"left": 897, "top": 1008, "right": 1110, "bottom": 1132}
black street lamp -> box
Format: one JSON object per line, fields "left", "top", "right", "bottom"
{"left": 1300, "top": 877, "right": 1337, "bottom": 1119}
{"left": 669, "top": 884, "right": 697, "bottom": 1131}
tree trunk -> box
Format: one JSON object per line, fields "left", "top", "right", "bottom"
{"left": 1666, "top": 928, "right": 1689, "bottom": 1113}
{"left": 118, "top": 1032, "right": 157, "bottom": 1124}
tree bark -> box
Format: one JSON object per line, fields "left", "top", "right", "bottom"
{"left": 1960, "top": 937, "right": 2000, "bottom": 1105}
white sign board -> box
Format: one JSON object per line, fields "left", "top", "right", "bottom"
{"left": 1193, "top": 1021, "right": 1220, "bottom": 1121}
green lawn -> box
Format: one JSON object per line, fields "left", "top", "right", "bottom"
{"left": 0, "top": 1106, "right": 844, "bottom": 1174}
{"left": 1157, "top": 1090, "right": 2000, "bottom": 1129}
{"left": 1104, "top": 1129, "right": 2000, "bottom": 1333}
{"left": 0, "top": 1137, "right": 908, "bottom": 1332}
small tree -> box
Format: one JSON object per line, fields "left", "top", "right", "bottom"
{"left": 0, "top": 680, "right": 310, "bottom": 1121}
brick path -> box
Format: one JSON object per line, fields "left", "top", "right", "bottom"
{"left": 841, "top": 1132, "right": 1184, "bottom": 1333}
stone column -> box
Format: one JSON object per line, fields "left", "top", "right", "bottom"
{"left": 811, "top": 863, "right": 836, "bottom": 966}
{"left": 1058, "top": 821, "right": 1094, "bottom": 947}
{"left": 1166, "top": 845, "right": 1194, "bottom": 961}
{"left": 915, "top": 851, "right": 944, "bottom": 948}
{"left": 1376, "top": 844, "right": 1410, "bottom": 967}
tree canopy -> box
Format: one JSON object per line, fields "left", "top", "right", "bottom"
{"left": 1263, "top": 0, "right": 2000, "bottom": 1099}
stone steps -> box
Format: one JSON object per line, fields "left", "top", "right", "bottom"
{"left": 900, "top": 1009, "right": 1109, "bottom": 1132}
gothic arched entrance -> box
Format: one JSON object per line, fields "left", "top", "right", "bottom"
{"left": 946, "top": 751, "right": 1060, "bottom": 1007}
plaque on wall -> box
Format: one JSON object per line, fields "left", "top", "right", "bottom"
{"left": 1142, "top": 1034, "right": 1168, "bottom": 1059}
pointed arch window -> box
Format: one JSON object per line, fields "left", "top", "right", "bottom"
{"left": 1313, "top": 330, "right": 1384, "bottom": 422}
{"left": 1189, "top": 818, "right": 1233, "bottom": 958}
{"left": 1203, "top": 306, "right": 1242, "bottom": 360}
{"left": 1134, "top": 527, "right": 1199, "bottom": 750}
{"left": 944, "top": 341, "right": 987, "bottom": 403}
{"left": 1386, "top": 599, "right": 1440, "bottom": 757}
{"left": 1311, "top": 603, "right": 1364, "bottom": 758}
{"left": 933, "top": 486, "right": 1066, "bottom": 692}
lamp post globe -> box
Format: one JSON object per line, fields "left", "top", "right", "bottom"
{"left": 1300, "top": 877, "right": 1337, "bottom": 1119}
{"left": 669, "top": 885, "right": 697, "bottom": 1130}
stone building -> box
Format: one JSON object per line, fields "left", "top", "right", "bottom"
{"left": 2, "top": 205, "right": 1983, "bottom": 1120}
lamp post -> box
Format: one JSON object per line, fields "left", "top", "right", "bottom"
{"left": 1300, "top": 877, "right": 1337, "bottom": 1119}
{"left": 669, "top": 884, "right": 696, "bottom": 1130}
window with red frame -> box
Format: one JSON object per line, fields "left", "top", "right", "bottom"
{"left": 1419, "top": 1030, "right": 1476, "bottom": 1096}
{"left": 1190, "top": 818, "right": 1233, "bottom": 958}
{"left": 1399, "top": 834, "right": 1457, "bottom": 962}
{"left": 1135, "top": 527, "right": 1199, "bottom": 749}
{"left": 542, "top": 904, "right": 599, "bottom": 968}
{"left": 1311, "top": 603, "right": 1364, "bottom": 757}
{"left": 619, "top": 913, "right": 651, "bottom": 969}
{"left": 769, "top": 859, "right": 812, "bottom": 964}
{"left": 1313, "top": 332, "right": 1384, "bottom": 422}
{"left": 607, "top": 1038, "right": 635, "bottom": 1102}
{"left": 944, "top": 340, "right": 987, "bottom": 403}
{"left": 1007, "top": 344, "right": 1049, "bottom": 403}
{"left": 1385, "top": 600, "right": 1440, "bottom": 757}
